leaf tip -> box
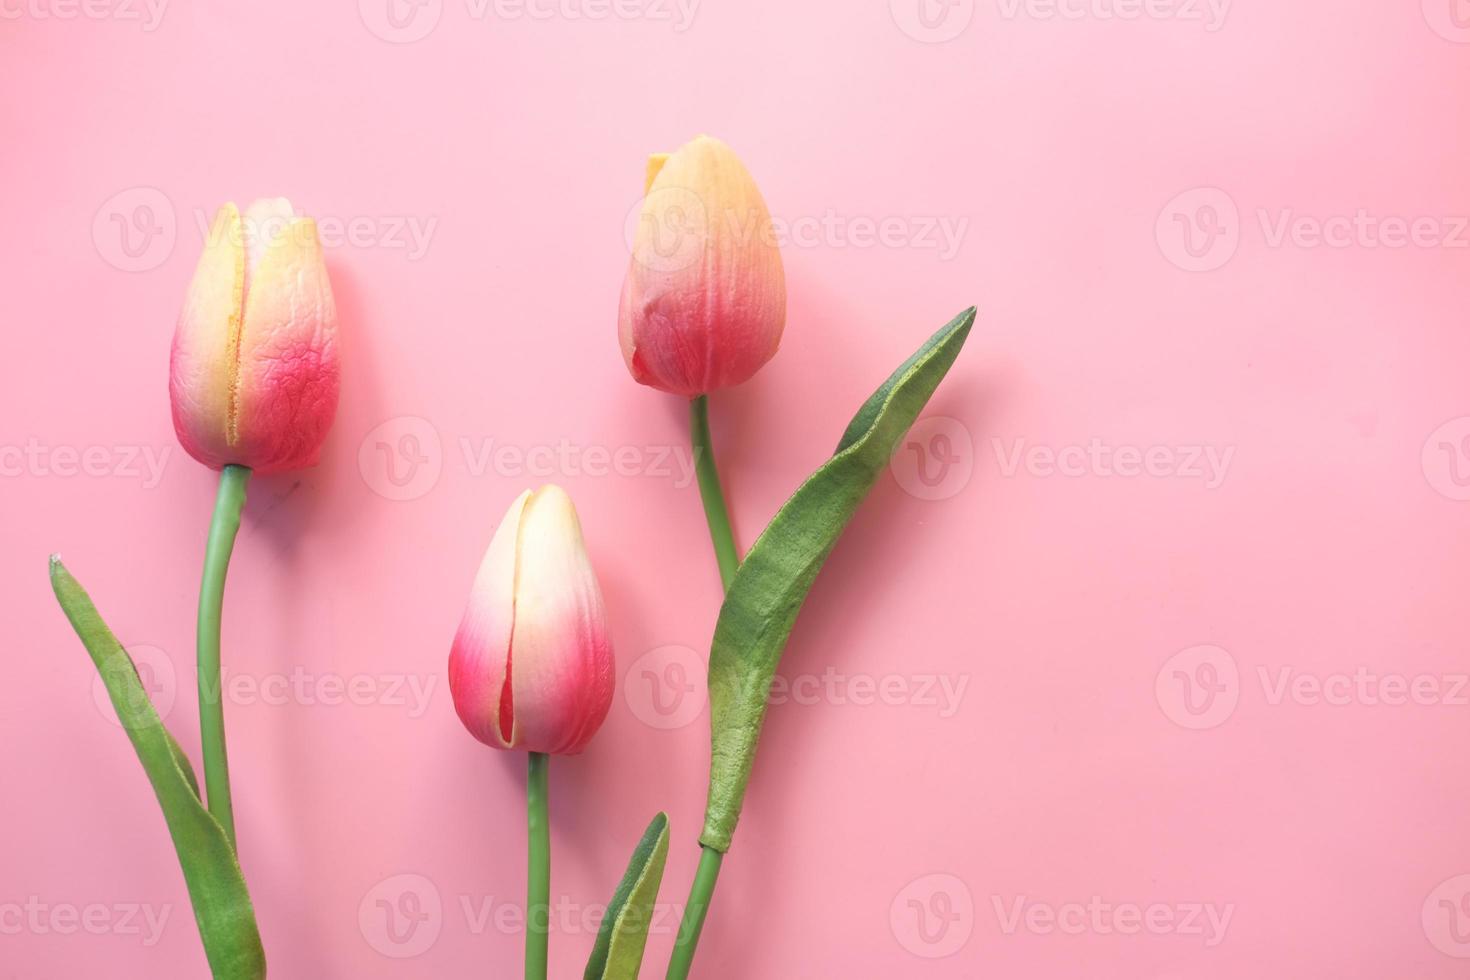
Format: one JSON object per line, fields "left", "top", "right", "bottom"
{"left": 954, "top": 305, "right": 977, "bottom": 336}
{"left": 649, "top": 814, "right": 670, "bottom": 852}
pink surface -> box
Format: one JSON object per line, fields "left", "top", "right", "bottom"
{"left": 3, "top": 2, "right": 1470, "bottom": 977}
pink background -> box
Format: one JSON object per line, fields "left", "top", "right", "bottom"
{"left": 5, "top": 1, "right": 1470, "bottom": 976}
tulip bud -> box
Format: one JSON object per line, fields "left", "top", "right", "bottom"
{"left": 618, "top": 135, "right": 786, "bottom": 397}
{"left": 170, "top": 198, "right": 340, "bottom": 474}
{"left": 449, "top": 486, "right": 614, "bottom": 755}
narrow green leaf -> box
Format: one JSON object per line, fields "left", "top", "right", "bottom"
{"left": 701, "top": 308, "right": 976, "bottom": 852}
{"left": 50, "top": 557, "right": 266, "bottom": 980}
{"left": 583, "top": 813, "right": 671, "bottom": 980}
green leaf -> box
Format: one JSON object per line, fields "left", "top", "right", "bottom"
{"left": 50, "top": 557, "right": 266, "bottom": 980}
{"left": 583, "top": 813, "right": 671, "bottom": 980}
{"left": 700, "top": 308, "right": 976, "bottom": 852}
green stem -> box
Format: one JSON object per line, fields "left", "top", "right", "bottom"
{"left": 689, "top": 395, "right": 739, "bottom": 591}
{"left": 670, "top": 395, "right": 739, "bottom": 979}
{"left": 666, "top": 846, "right": 724, "bottom": 980}
{"left": 197, "top": 463, "right": 250, "bottom": 849}
{"left": 526, "top": 752, "right": 550, "bottom": 980}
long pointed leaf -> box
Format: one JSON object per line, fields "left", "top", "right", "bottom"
{"left": 584, "top": 813, "right": 670, "bottom": 980}
{"left": 701, "top": 308, "right": 976, "bottom": 852}
{"left": 50, "top": 556, "right": 266, "bottom": 979}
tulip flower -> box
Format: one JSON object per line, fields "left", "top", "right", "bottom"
{"left": 618, "top": 136, "right": 788, "bottom": 592}
{"left": 170, "top": 198, "right": 340, "bottom": 475}
{"left": 618, "top": 135, "right": 786, "bottom": 399}
{"left": 449, "top": 485, "right": 614, "bottom": 754}
{"left": 448, "top": 485, "right": 613, "bottom": 980}
{"left": 169, "top": 197, "right": 341, "bottom": 847}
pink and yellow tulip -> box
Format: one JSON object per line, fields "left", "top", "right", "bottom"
{"left": 170, "top": 198, "right": 340, "bottom": 474}
{"left": 449, "top": 485, "right": 614, "bottom": 756}
{"left": 618, "top": 135, "right": 786, "bottom": 397}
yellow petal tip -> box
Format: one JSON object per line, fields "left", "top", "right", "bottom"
{"left": 644, "top": 154, "right": 670, "bottom": 193}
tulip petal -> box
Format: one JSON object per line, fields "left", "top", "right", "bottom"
{"left": 508, "top": 486, "right": 614, "bottom": 755}
{"left": 643, "top": 153, "right": 670, "bottom": 194}
{"left": 233, "top": 213, "right": 341, "bottom": 474}
{"left": 619, "top": 135, "right": 786, "bottom": 396}
{"left": 449, "top": 490, "right": 530, "bottom": 748}
{"left": 240, "top": 197, "right": 295, "bottom": 297}
{"left": 169, "top": 203, "right": 245, "bottom": 470}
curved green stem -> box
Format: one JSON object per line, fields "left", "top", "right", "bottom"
{"left": 526, "top": 752, "right": 550, "bottom": 980}
{"left": 672, "top": 395, "right": 738, "bottom": 978}
{"left": 689, "top": 395, "right": 738, "bottom": 590}
{"left": 666, "top": 846, "right": 723, "bottom": 980}
{"left": 197, "top": 463, "right": 250, "bottom": 849}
